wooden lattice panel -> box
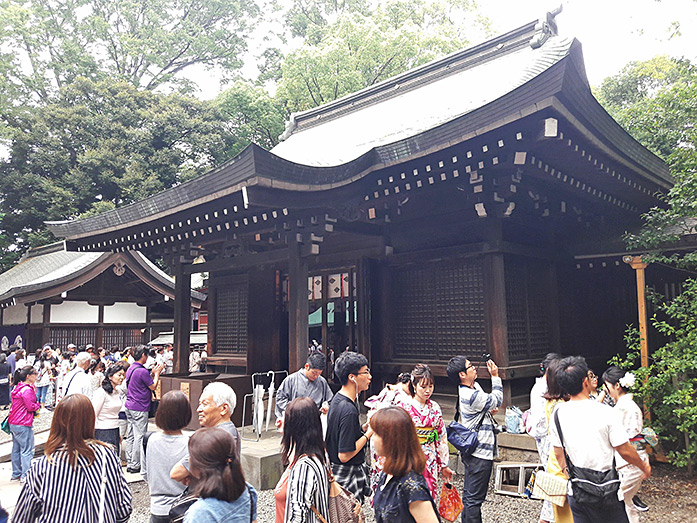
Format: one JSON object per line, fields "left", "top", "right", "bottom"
{"left": 504, "top": 260, "right": 529, "bottom": 361}
{"left": 215, "top": 284, "right": 248, "bottom": 354}
{"left": 504, "top": 258, "right": 552, "bottom": 362}
{"left": 393, "top": 259, "right": 486, "bottom": 360}
{"left": 102, "top": 328, "right": 143, "bottom": 350}
{"left": 49, "top": 327, "right": 98, "bottom": 349}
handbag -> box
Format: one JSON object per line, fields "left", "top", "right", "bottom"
{"left": 313, "top": 467, "right": 363, "bottom": 523}
{"left": 446, "top": 407, "right": 486, "bottom": 456}
{"left": 438, "top": 482, "right": 464, "bottom": 521}
{"left": 148, "top": 392, "right": 159, "bottom": 418}
{"left": 553, "top": 410, "right": 621, "bottom": 506}
{"left": 169, "top": 487, "right": 198, "bottom": 523}
{"left": 531, "top": 470, "right": 568, "bottom": 507}
{"left": 1, "top": 415, "right": 10, "bottom": 435}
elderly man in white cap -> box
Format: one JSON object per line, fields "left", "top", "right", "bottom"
{"left": 62, "top": 352, "right": 92, "bottom": 397}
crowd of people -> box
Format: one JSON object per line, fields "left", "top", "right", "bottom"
{"left": 2, "top": 341, "right": 653, "bottom": 523}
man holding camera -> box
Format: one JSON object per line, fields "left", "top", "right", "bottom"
{"left": 447, "top": 355, "right": 503, "bottom": 523}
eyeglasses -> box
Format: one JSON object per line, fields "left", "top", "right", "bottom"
{"left": 464, "top": 365, "right": 476, "bottom": 372}
{"left": 356, "top": 369, "right": 371, "bottom": 375}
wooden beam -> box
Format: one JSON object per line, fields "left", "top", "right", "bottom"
{"left": 624, "top": 255, "right": 649, "bottom": 369}
{"left": 288, "top": 245, "right": 309, "bottom": 372}
{"left": 173, "top": 263, "right": 192, "bottom": 374}
{"left": 184, "top": 248, "right": 289, "bottom": 274}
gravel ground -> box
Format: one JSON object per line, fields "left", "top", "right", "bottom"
{"left": 128, "top": 462, "right": 697, "bottom": 522}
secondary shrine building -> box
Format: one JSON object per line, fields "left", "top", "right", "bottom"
{"left": 47, "top": 14, "right": 673, "bottom": 403}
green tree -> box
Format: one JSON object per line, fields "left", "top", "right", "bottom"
{"left": 0, "top": 77, "right": 237, "bottom": 271}
{"left": 0, "top": 0, "right": 260, "bottom": 103}
{"left": 596, "top": 56, "right": 697, "bottom": 264}
{"left": 215, "top": 80, "right": 287, "bottom": 150}
{"left": 275, "top": 0, "right": 489, "bottom": 112}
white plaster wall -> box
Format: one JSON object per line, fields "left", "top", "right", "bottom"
{"left": 50, "top": 301, "right": 99, "bottom": 324}
{"left": 103, "top": 303, "right": 146, "bottom": 324}
{"left": 30, "top": 304, "right": 43, "bottom": 324}
{"left": 1, "top": 304, "right": 28, "bottom": 325}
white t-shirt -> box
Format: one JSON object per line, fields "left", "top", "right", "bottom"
{"left": 63, "top": 368, "right": 91, "bottom": 397}
{"left": 549, "top": 399, "right": 628, "bottom": 472}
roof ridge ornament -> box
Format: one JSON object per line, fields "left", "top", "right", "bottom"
{"left": 530, "top": 5, "right": 562, "bottom": 49}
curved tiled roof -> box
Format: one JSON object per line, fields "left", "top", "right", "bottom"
{"left": 0, "top": 242, "right": 205, "bottom": 306}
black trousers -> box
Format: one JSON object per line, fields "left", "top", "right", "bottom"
{"left": 568, "top": 493, "right": 630, "bottom": 523}
{"left": 460, "top": 454, "right": 493, "bottom": 523}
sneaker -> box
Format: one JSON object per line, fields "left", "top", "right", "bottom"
{"left": 632, "top": 495, "right": 649, "bottom": 512}
{"left": 126, "top": 467, "right": 140, "bottom": 474}
{"left": 10, "top": 476, "right": 20, "bottom": 481}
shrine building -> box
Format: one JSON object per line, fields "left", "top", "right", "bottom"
{"left": 46, "top": 13, "right": 674, "bottom": 403}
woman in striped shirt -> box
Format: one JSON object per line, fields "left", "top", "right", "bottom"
{"left": 12, "top": 394, "right": 132, "bottom": 523}
{"left": 276, "top": 397, "right": 330, "bottom": 523}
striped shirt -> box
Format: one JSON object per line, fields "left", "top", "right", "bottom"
{"left": 458, "top": 377, "right": 503, "bottom": 460}
{"left": 286, "top": 455, "right": 330, "bottom": 523}
{"left": 12, "top": 442, "right": 132, "bottom": 523}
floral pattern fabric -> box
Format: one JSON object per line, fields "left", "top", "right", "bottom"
{"left": 396, "top": 396, "right": 449, "bottom": 500}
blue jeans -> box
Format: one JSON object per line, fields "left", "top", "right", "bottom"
{"left": 568, "top": 494, "right": 629, "bottom": 523}
{"left": 10, "top": 424, "right": 34, "bottom": 480}
{"left": 36, "top": 385, "right": 49, "bottom": 404}
{"left": 460, "top": 454, "right": 493, "bottom": 523}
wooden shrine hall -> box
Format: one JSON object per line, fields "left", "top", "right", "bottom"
{"left": 47, "top": 12, "right": 671, "bottom": 403}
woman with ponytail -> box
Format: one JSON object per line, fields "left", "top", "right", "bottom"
{"left": 92, "top": 364, "right": 126, "bottom": 454}
{"left": 184, "top": 427, "right": 257, "bottom": 523}
{"left": 602, "top": 366, "right": 649, "bottom": 522}
{"left": 8, "top": 365, "right": 39, "bottom": 481}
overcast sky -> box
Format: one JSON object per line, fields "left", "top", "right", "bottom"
{"left": 189, "top": 0, "right": 697, "bottom": 99}
{"left": 483, "top": 0, "right": 697, "bottom": 87}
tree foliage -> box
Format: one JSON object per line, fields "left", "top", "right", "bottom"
{"left": 215, "top": 80, "right": 287, "bottom": 150}
{"left": 0, "top": 0, "right": 259, "bottom": 103}
{"left": 0, "top": 77, "right": 237, "bottom": 271}
{"left": 596, "top": 56, "right": 697, "bottom": 266}
{"left": 612, "top": 284, "right": 697, "bottom": 471}
{"left": 275, "top": 0, "right": 489, "bottom": 113}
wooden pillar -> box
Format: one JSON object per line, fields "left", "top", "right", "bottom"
{"left": 357, "top": 259, "right": 371, "bottom": 362}
{"left": 288, "top": 245, "right": 309, "bottom": 372}
{"left": 624, "top": 256, "right": 649, "bottom": 369}
{"left": 173, "top": 262, "right": 192, "bottom": 374}
{"left": 483, "top": 252, "right": 510, "bottom": 406}
{"left": 321, "top": 272, "right": 329, "bottom": 352}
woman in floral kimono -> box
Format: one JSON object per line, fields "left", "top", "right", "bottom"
{"left": 398, "top": 364, "right": 452, "bottom": 500}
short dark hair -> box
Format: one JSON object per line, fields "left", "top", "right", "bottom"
{"left": 156, "top": 390, "right": 192, "bottom": 431}
{"left": 9, "top": 344, "right": 19, "bottom": 352}
{"left": 189, "top": 428, "right": 246, "bottom": 502}
{"left": 446, "top": 355, "right": 468, "bottom": 384}
{"left": 540, "top": 353, "right": 562, "bottom": 375}
{"left": 333, "top": 351, "right": 368, "bottom": 385}
{"left": 133, "top": 345, "right": 149, "bottom": 361}
{"left": 306, "top": 352, "right": 326, "bottom": 371}
{"left": 543, "top": 359, "right": 569, "bottom": 401}
{"left": 408, "top": 363, "right": 434, "bottom": 397}
{"left": 281, "top": 397, "right": 328, "bottom": 468}
{"left": 556, "top": 356, "right": 589, "bottom": 396}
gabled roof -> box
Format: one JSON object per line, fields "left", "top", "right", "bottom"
{"left": 0, "top": 242, "right": 205, "bottom": 307}
{"left": 46, "top": 12, "right": 670, "bottom": 244}
{"left": 271, "top": 24, "right": 577, "bottom": 166}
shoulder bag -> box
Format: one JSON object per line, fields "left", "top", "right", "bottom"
{"left": 311, "top": 465, "right": 363, "bottom": 523}
{"left": 553, "top": 409, "right": 621, "bottom": 506}
{"left": 446, "top": 405, "right": 487, "bottom": 456}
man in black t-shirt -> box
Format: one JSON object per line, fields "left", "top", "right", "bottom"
{"left": 326, "top": 351, "right": 372, "bottom": 502}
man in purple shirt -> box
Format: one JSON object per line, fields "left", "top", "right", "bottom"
{"left": 125, "top": 345, "right": 164, "bottom": 473}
